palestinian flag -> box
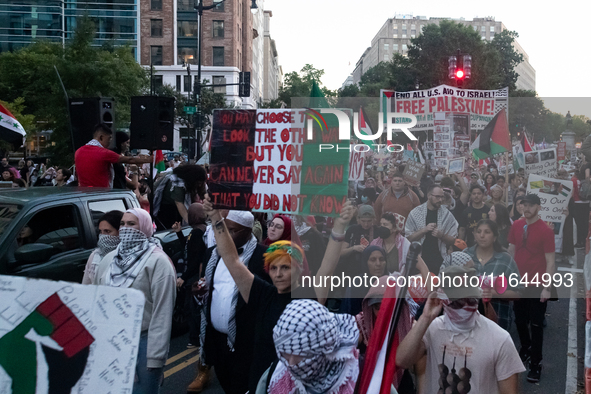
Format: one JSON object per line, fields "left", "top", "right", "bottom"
{"left": 154, "top": 150, "right": 165, "bottom": 176}
{"left": 521, "top": 132, "right": 533, "bottom": 152}
{"left": 471, "top": 108, "right": 511, "bottom": 160}
{"left": 0, "top": 102, "right": 25, "bottom": 148}
{"left": 357, "top": 106, "right": 376, "bottom": 149}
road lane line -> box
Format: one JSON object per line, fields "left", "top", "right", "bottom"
{"left": 565, "top": 252, "right": 578, "bottom": 394}
{"left": 164, "top": 355, "right": 199, "bottom": 378}
{"left": 558, "top": 267, "right": 584, "bottom": 274}
{"left": 165, "top": 348, "right": 198, "bottom": 366}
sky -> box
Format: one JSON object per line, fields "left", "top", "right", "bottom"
{"left": 263, "top": 0, "right": 591, "bottom": 118}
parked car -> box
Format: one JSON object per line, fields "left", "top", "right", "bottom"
{"left": 0, "top": 187, "right": 188, "bottom": 283}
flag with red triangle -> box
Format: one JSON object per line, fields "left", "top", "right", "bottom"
{"left": 471, "top": 108, "right": 511, "bottom": 159}
{"left": 521, "top": 132, "right": 533, "bottom": 152}
{"left": 0, "top": 102, "right": 25, "bottom": 147}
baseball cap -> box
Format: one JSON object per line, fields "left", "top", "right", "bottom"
{"left": 358, "top": 205, "right": 376, "bottom": 219}
{"left": 523, "top": 194, "right": 541, "bottom": 205}
{"left": 440, "top": 266, "right": 482, "bottom": 300}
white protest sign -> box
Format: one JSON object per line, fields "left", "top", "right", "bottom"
{"left": 526, "top": 174, "right": 573, "bottom": 248}
{"left": 525, "top": 148, "right": 557, "bottom": 178}
{"left": 0, "top": 275, "right": 145, "bottom": 394}
{"left": 349, "top": 149, "right": 365, "bottom": 182}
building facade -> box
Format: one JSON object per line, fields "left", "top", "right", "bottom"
{"left": 0, "top": 0, "right": 139, "bottom": 59}
{"left": 350, "top": 15, "right": 536, "bottom": 92}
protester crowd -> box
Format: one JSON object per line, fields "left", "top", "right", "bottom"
{"left": 7, "top": 123, "right": 589, "bottom": 393}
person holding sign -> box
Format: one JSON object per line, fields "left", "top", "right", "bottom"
{"left": 508, "top": 194, "right": 556, "bottom": 383}
{"left": 202, "top": 195, "right": 354, "bottom": 394}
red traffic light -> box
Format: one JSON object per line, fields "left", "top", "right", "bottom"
{"left": 455, "top": 69, "right": 464, "bottom": 79}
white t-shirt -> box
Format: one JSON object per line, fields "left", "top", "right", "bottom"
{"left": 422, "top": 314, "right": 525, "bottom": 394}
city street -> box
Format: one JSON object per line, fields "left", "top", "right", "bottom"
{"left": 161, "top": 250, "right": 588, "bottom": 394}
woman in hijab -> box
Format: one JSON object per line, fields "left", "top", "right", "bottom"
{"left": 370, "top": 212, "right": 410, "bottom": 274}
{"left": 94, "top": 208, "right": 176, "bottom": 394}
{"left": 82, "top": 210, "right": 123, "bottom": 284}
{"left": 264, "top": 299, "right": 360, "bottom": 394}
{"left": 264, "top": 214, "right": 310, "bottom": 276}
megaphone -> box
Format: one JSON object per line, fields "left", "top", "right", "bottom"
{"left": 480, "top": 275, "right": 508, "bottom": 302}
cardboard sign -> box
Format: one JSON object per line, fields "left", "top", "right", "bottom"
{"left": 526, "top": 174, "right": 573, "bottom": 249}
{"left": 403, "top": 160, "right": 426, "bottom": 187}
{"left": 0, "top": 275, "right": 145, "bottom": 393}
{"left": 447, "top": 157, "right": 465, "bottom": 174}
{"left": 208, "top": 109, "right": 349, "bottom": 216}
{"left": 524, "top": 148, "right": 557, "bottom": 178}
{"left": 557, "top": 142, "right": 566, "bottom": 161}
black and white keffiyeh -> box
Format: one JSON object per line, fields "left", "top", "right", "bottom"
{"left": 105, "top": 227, "right": 159, "bottom": 287}
{"left": 200, "top": 234, "right": 258, "bottom": 356}
{"left": 405, "top": 202, "right": 458, "bottom": 259}
{"left": 86, "top": 139, "right": 103, "bottom": 148}
{"left": 270, "top": 299, "right": 359, "bottom": 394}
{"left": 97, "top": 234, "right": 120, "bottom": 258}
{"left": 153, "top": 173, "right": 192, "bottom": 217}
{"left": 439, "top": 251, "right": 474, "bottom": 273}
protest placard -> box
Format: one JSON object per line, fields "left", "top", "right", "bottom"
{"left": 0, "top": 275, "right": 145, "bottom": 393}
{"left": 447, "top": 157, "right": 465, "bottom": 174}
{"left": 557, "top": 142, "right": 566, "bottom": 161}
{"left": 526, "top": 174, "right": 573, "bottom": 249}
{"left": 380, "top": 85, "right": 508, "bottom": 133}
{"left": 524, "top": 148, "right": 557, "bottom": 178}
{"left": 349, "top": 149, "right": 365, "bottom": 181}
{"left": 208, "top": 109, "right": 349, "bottom": 216}
{"left": 403, "top": 160, "right": 426, "bottom": 186}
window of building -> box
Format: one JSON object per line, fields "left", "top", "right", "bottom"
{"left": 473, "top": 25, "right": 478, "bottom": 31}
{"left": 384, "top": 43, "right": 389, "bottom": 52}
{"left": 176, "top": 75, "right": 181, "bottom": 92}
{"left": 411, "top": 34, "right": 415, "bottom": 38}
{"left": 402, "top": 24, "right": 406, "bottom": 29}
{"left": 402, "top": 44, "right": 407, "bottom": 51}
{"left": 393, "top": 34, "right": 398, "bottom": 38}
{"left": 481, "top": 26, "right": 486, "bottom": 31}
{"left": 151, "top": 19, "right": 162, "bottom": 37}
{"left": 392, "top": 24, "right": 398, "bottom": 30}
{"left": 213, "top": 76, "right": 225, "bottom": 93}
{"left": 393, "top": 43, "right": 398, "bottom": 51}
{"left": 214, "top": 0, "right": 224, "bottom": 11}
{"left": 402, "top": 34, "right": 407, "bottom": 38}
{"left": 178, "top": 47, "right": 196, "bottom": 65}
{"left": 490, "top": 26, "right": 495, "bottom": 32}
{"left": 490, "top": 32, "right": 495, "bottom": 39}
{"left": 420, "top": 25, "right": 425, "bottom": 33}
{"left": 153, "top": 75, "right": 163, "bottom": 91}
{"left": 384, "top": 54, "right": 389, "bottom": 61}
{"left": 213, "top": 47, "right": 224, "bottom": 66}
{"left": 150, "top": 46, "right": 162, "bottom": 65}
{"left": 151, "top": 0, "right": 162, "bottom": 10}
{"left": 177, "top": 0, "right": 193, "bottom": 11}
{"left": 178, "top": 21, "right": 198, "bottom": 37}
{"left": 411, "top": 24, "right": 416, "bottom": 29}
{"left": 184, "top": 75, "right": 192, "bottom": 92}
{"left": 213, "top": 21, "right": 224, "bottom": 38}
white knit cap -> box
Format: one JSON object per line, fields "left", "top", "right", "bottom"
{"left": 226, "top": 210, "right": 254, "bottom": 228}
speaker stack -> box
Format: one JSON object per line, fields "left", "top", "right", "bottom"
{"left": 68, "top": 97, "right": 115, "bottom": 150}
{"left": 130, "top": 96, "right": 175, "bottom": 151}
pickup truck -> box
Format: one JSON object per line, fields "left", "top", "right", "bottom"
{"left": 0, "top": 187, "right": 187, "bottom": 283}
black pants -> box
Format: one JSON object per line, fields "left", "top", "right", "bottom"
{"left": 208, "top": 328, "right": 250, "bottom": 394}
{"left": 573, "top": 203, "right": 590, "bottom": 245}
{"left": 514, "top": 298, "right": 547, "bottom": 365}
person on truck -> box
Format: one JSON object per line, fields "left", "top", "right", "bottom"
{"left": 74, "top": 124, "right": 152, "bottom": 188}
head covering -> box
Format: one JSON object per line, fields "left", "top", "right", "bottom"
{"left": 226, "top": 210, "right": 254, "bottom": 228}
{"left": 439, "top": 265, "right": 482, "bottom": 300}
{"left": 523, "top": 193, "right": 541, "bottom": 205}
{"left": 264, "top": 214, "right": 310, "bottom": 276}
{"left": 358, "top": 205, "right": 376, "bottom": 219}
{"left": 440, "top": 251, "right": 474, "bottom": 272}
{"left": 386, "top": 212, "right": 405, "bottom": 233}
{"left": 264, "top": 240, "right": 304, "bottom": 273}
{"left": 356, "top": 275, "right": 389, "bottom": 346}
{"left": 360, "top": 246, "right": 387, "bottom": 275}
{"left": 271, "top": 299, "right": 359, "bottom": 394}
{"left": 188, "top": 203, "right": 207, "bottom": 227}
{"left": 126, "top": 208, "right": 154, "bottom": 238}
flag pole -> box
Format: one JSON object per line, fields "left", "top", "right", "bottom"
{"left": 505, "top": 151, "right": 509, "bottom": 205}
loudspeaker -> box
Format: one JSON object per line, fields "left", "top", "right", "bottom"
{"left": 69, "top": 97, "right": 115, "bottom": 150}
{"left": 130, "top": 96, "right": 175, "bottom": 150}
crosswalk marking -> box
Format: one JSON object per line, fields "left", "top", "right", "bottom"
{"left": 165, "top": 348, "right": 198, "bottom": 366}
{"left": 164, "top": 355, "right": 199, "bottom": 378}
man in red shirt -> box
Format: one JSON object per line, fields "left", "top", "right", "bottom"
{"left": 75, "top": 124, "right": 152, "bottom": 188}
{"left": 508, "top": 193, "right": 555, "bottom": 383}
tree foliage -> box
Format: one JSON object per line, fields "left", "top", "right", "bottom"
{"left": 0, "top": 15, "right": 149, "bottom": 165}
{"left": 277, "top": 64, "right": 335, "bottom": 108}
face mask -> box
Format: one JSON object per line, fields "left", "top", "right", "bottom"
{"left": 97, "top": 234, "right": 120, "bottom": 256}
{"left": 118, "top": 227, "right": 147, "bottom": 251}
{"left": 361, "top": 196, "right": 369, "bottom": 203}
{"left": 443, "top": 301, "right": 478, "bottom": 333}
{"left": 375, "top": 226, "right": 391, "bottom": 239}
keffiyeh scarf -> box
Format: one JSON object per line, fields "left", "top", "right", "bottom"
{"left": 88, "top": 234, "right": 120, "bottom": 283}
{"left": 405, "top": 202, "right": 458, "bottom": 259}
{"left": 153, "top": 173, "right": 193, "bottom": 217}
{"left": 105, "top": 227, "right": 159, "bottom": 288}
{"left": 439, "top": 251, "right": 474, "bottom": 273}
{"left": 269, "top": 299, "right": 359, "bottom": 394}
{"left": 200, "top": 234, "right": 258, "bottom": 356}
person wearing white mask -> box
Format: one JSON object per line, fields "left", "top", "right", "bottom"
{"left": 396, "top": 265, "right": 524, "bottom": 394}
{"left": 82, "top": 210, "right": 123, "bottom": 284}
{"left": 94, "top": 208, "right": 176, "bottom": 394}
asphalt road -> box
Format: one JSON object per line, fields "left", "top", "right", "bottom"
{"left": 161, "top": 250, "right": 588, "bottom": 394}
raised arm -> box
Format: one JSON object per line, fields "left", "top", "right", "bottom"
{"left": 453, "top": 174, "right": 469, "bottom": 205}
{"left": 315, "top": 201, "right": 354, "bottom": 305}
{"left": 202, "top": 194, "right": 255, "bottom": 303}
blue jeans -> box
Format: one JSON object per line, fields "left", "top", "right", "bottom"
{"left": 134, "top": 333, "right": 163, "bottom": 394}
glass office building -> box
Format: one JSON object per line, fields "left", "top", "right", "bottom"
{"left": 0, "top": 0, "right": 138, "bottom": 59}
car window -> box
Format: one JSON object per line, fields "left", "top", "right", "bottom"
{"left": 88, "top": 199, "right": 127, "bottom": 228}
{"left": 0, "top": 204, "right": 21, "bottom": 236}
{"left": 17, "top": 205, "right": 81, "bottom": 252}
